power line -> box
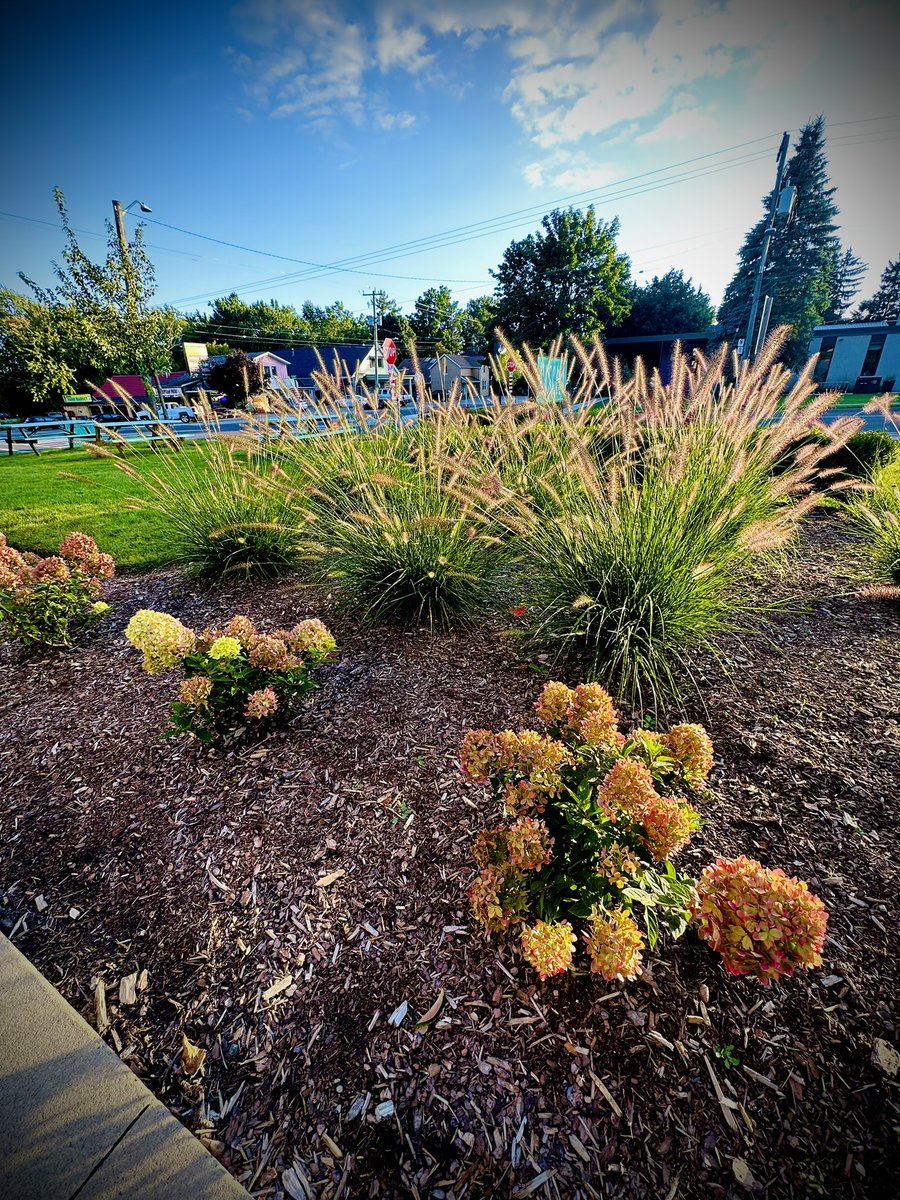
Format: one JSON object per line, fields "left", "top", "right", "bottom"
{"left": 172, "top": 146, "right": 778, "bottom": 304}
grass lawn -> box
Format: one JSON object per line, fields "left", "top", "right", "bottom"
{"left": 0, "top": 445, "right": 194, "bottom": 571}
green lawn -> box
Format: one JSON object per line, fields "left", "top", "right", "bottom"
{"left": 0, "top": 446, "right": 193, "bottom": 571}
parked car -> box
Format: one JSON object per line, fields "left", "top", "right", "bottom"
{"left": 23, "top": 412, "right": 66, "bottom": 431}
{"left": 135, "top": 403, "right": 197, "bottom": 423}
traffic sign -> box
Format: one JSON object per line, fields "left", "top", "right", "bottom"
{"left": 507, "top": 355, "right": 516, "bottom": 374}
{"left": 382, "top": 338, "right": 397, "bottom": 366}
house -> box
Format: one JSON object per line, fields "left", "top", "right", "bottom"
{"left": 808, "top": 321, "right": 900, "bottom": 392}
{"left": 600, "top": 331, "right": 715, "bottom": 384}
{"left": 275, "top": 344, "right": 389, "bottom": 396}
{"left": 396, "top": 354, "right": 484, "bottom": 396}
{"left": 201, "top": 351, "right": 291, "bottom": 389}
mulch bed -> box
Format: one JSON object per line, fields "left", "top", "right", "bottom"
{"left": 1, "top": 515, "right": 898, "bottom": 1199}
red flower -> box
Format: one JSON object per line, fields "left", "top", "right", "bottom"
{"left": 509, "top": 605, "right": 527, "bottom": 618}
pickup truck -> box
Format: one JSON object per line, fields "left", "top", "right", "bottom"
{"left": 135, "top": 403, "right": 197, "bottom": 423}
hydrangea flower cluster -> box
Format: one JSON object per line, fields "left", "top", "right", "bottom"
{"left": 124, "top": 609, "right": 336, "bottom": 743}
{"left": 693, "top": 856, "right": 828, "bottom": 983}
{"left": 520, "top": 919, "right": 576, "bottom": 980}
{"left": 127, "top": 610, "right": 196, "bottom": 674}
{"left": 0, "top": 531, "right": 115, "bottom": 648}
{"left": 584, "top": 908, "right": 644, "bottom": 980}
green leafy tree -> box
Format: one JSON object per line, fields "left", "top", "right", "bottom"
{"left": 462, "top": 295, "right": 499, "bottom": 356}
{"left": 186, "top": 294, "right": 310, "bottom": 347}
{"left": 854, "top": 256, "right": 900, "bottom": 322}
{"left": 411, "top": 286, "right": 465, "bottom": 356}
{"left": 207, "top": 350, "right": 263, "bottom": 406}
{"left": 301, "top": 301, "right": 370, "bottom": 343}
{"left": 491, "top": 207, "right": 631, "bottom": 348}
{"left": 822, "top": 247, "right": 867, "bottom": 322}
{"left": 0, "top": 189, "right": 182, "bottom": 402}
{"left": 717, "top": 117, "right": 842, "bottom": 367}
{"left": 614, "top": 270, "right": 714, "bottom": 337}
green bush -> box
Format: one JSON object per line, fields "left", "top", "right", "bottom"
{"left": 814, "top": 429, "right": 898, "bottom": 480}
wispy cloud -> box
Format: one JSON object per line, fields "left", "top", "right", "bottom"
{"left": 229, "top": 0, "right": 899, "bottom": 187}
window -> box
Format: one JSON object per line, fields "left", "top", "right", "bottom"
{"left": 860, "top": 334, "right": 886, "bottom": 377}
{"left": 813, "top": 336, "right": 836, "bottom": 383}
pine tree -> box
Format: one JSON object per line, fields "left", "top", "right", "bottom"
{"left": 822, "top": 247, "right": 867, "bottom": 323}
{"left": 854, "top": 257, "right": 900, "bottom": 322}
{"left": 717, "top": 118, "right": 841, "bottom": 367}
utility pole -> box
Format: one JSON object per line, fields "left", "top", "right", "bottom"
{"left": 363, "top": 288, "right": 385, "bottom": 401}
{"left": 742, "top": 131, "right": 791, "bottom": 362}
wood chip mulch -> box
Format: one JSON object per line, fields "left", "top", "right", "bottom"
{"left": 1, "top": 515, "right": 898, "bottom": 1199}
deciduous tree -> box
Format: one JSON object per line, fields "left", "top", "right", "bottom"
{"left": 613, "top": 270, "right": 714, "bottom": 337}
{"left": 491, "top": 207, "right": 631, "bottom": 348}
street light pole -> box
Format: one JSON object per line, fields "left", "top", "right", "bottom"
{"left": 111, "top": 198, "right": 162, "bottom": 415}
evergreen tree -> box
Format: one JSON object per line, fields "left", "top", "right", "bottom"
{"left": 854, "top": 257, "right": 900, "bottom": 322}
{"left": 822, "top": 247, "right": 867, "bottom": 322}
{"left": 613, "top": 269, "right": 714, "bottom": 336}
{"left": 717, "top": 118, "right": 841, "bottom": 367}
{"left": 492, "top": 207, "right": 631, "bottom": 348}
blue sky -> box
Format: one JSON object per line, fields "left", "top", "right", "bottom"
{"left": 1, "top": 0, "right": 897, "bottom": 321}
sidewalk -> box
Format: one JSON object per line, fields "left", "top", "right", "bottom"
{"left": 0, "top": 934, "right": 250, "bottom": 1200}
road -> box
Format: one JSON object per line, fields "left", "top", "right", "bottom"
{"left": 2, "top": 403, "right": 895, "bottom": 455}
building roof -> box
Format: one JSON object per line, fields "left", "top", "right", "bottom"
{"left": 91, "top": 375, "right": 148, "bottom": 400}
{"left": 276, "top": 344, "right": 374, "bottom": 380}
{"left": 440, "top": 354, "right": 483, "bottom": 369}
{"left": 248, "top": 351, "right": 290, "bottom": 364}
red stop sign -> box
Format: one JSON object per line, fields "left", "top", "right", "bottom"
{"left": 382, "top": 338, "right": 397, "bottom": 366}
{"left": 507, "top": 355, "right": 516, "bottom": 374}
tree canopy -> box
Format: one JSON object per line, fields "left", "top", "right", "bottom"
{"left": 461, "top": 295, "right": 499, "bottom": 356}
{"left": 491, "top": 207, "right": 632, "bottom": 348}
{"left": 206, "top": 350, "right": 263, "bottom": 405}
{"left": 716, "top": 118, "right": 844, "bottom": 367}
{"left": 0, "top": 189, "right": 182, "bottom": 404}
{"left": 854, "top": 256, "right": 900, "bottom": 322}
{"left": 410, "top": 286, "right": 465, "bottom": 356}
{"left": 612, "top": 270, "right": 714, "bottom": 337}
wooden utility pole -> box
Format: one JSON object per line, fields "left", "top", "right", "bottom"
{"left": 742, "top": 132, "right": 791, "bottom": 362}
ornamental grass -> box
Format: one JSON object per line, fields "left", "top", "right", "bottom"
{"left": 270, "top": 378, "right": 511, "bottom": 628}
{"left": 845, "top": 398, "right": 900, "bottom": 587}
{"left": 115, "top": 426, "right": 304, "bottom": 579}
{"left": 450, "top": 328, "right": 863, "bottom": 705}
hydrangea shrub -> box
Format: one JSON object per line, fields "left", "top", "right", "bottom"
{"left": 463, "top": 681, "right": 828, "bottom": 985}
{"left": 125, "top": 610, "right": 336, "bottom": 742}
{"left": 0, "top": 531, "right": 114, "bottom": 648}
{"left": 462, "top": 681, "right": 707, "bottom": 981}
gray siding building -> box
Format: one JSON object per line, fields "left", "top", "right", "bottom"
{"left": 808, "top": 322, "right": 900, "bottom": 392}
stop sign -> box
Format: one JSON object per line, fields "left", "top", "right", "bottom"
{"left": 507, "top": 355, "right": 516, "bottom": 374}
{"left": 382, "top": 337, "right": 397, "bottom": 366}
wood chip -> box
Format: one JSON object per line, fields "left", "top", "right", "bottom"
{"left": 513, "top": 1169, "right": 555, "bottom": 1197}
{"left": 316, "top": 869, "right": 345, "bottom": 887}
{"left": 118, "top": 972, "right": 138, "bottom": 1006}
{"left": 262, "top": 974, "right": 293, "bottom": 1001}
{"left": 588, "top": 1071, "right": 622, "bottom": 1118}
{"left": 872, "top": 1038, "right": 900, "bottom": 1076}
{"left": 94, "top": 979, "right": 108, "bottom": 1033}
{"left": 703, "top": 1053, "right": 739, "bottom": 1132}
{"left": 282, "top": 1164, "right": 313, "bottom": 1200}
{"left": 34, "top": 894, "right": 48, "bottom": 912}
